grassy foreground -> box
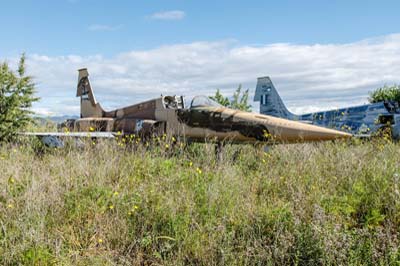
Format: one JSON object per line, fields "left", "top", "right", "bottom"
{"left": 0, "top": 138, "right": 400, "bottom": 265}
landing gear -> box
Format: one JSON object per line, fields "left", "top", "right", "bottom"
{"left": 215, "top": 141, "right": 225, "bottom": 161}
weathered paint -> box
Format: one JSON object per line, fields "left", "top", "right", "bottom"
{"left": 64, "top": 69, "right": 352, "bottom": 144}
{"left": 173, "top": 103, "right": 350, "bottom": 143}
{"left": 254, "top": 76, "right": 400, "bottom": 139}
{"left": 77, "top": 69, "right": 105, "bottom": 118}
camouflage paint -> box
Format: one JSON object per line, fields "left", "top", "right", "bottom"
{"left": 65, "top": 69, "right": 352, "bottom": 143}
{"left": 254, "top": 76, "right": 400, "bottom": 139}
{"left": 176, "top": 107, "right": 269, "bottom": 141}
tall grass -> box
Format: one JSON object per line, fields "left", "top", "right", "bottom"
{"left": 0, "top": 137, "right": 399, "bottom": 265}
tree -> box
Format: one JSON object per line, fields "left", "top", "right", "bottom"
{"left": 209, "top": 89, "right": 230, "bottom": 107}
{"left": 0, "top": 54, "right": 39, "bottom": 141}
{"left": 369, "top": 85, "right": 400, "bottom": 103}
{"left": 210, "top": 85, "right": 252, "bottom": 111}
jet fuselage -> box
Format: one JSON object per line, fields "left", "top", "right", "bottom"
{"left": 60, "top": 69, "right": 351, "bottom": 144}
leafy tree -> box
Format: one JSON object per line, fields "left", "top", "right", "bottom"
{"left": 231, "top": 85, "right": 252, "bottom": 111}
{"left": 0, "top": 54, "right": 39, "bottom": 141}
{"left": 209, "top": 89, "right": 230, "bottom": 107}
{"left": 210, "top": 85, "right": 252, "bottom": 111}
{"left": 369, "top": 85, "right": 400, "bottom": 103}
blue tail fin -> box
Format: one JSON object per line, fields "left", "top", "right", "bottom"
{"left": 254, "top": 77, "right": 295, "bottom": 119}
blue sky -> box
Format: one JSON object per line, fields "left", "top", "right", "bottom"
{"left": 3, "top": 0, "right": 400, "bottom": 55}
{"left": 2, "top": 0, "right": 400, "bottom": 115}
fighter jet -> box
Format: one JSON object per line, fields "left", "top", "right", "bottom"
{"left": 23, "top": 69, "right": 351, "bottom": 147}
{"left": 254, "top": 76, "right": 400, "bottom": 139}
{"left": 31, "top": 69, "right": 352, "bottom": 145}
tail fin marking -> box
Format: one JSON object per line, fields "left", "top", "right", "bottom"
{"left": 254, "top": 76, "right": 294, "bottom": 119}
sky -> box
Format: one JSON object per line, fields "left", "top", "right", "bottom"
{"left": 1, "top": 0, "right": 400, "bottom": 116}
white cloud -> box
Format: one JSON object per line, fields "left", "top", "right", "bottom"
{"left": 31, "top": 107, "right": 55, "bottom": 117}
{"left": 10, "top": 33, "right": 400, "bottom": 116}
{"left": 149, "top": 10, "right": 186, "bottom": 20}
{"left": 87, "top": 24, "right": 123, "bottom": 31}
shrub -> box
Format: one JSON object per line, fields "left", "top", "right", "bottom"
{"left": 368, "top": 85, "right": 400, "bottom": 103}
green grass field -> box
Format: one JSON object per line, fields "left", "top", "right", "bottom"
{"left": 0, "top": 137, "right": 399, "bottom": 265}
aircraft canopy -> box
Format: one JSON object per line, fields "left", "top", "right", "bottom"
{"left": 190, "top": 96, "right": 223, "bottom": 109}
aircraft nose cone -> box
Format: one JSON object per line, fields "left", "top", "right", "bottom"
{"left": 293, "top": 125, "right": 352, "bottom": 141}
{"left": 243, "top": 112, "right": 352, "bottom": 142}
{"left": 268, "top": 119, "right": 352, "bottom": 142}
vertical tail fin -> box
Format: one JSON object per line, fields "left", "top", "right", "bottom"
{"left": 254, "top": 76, "right": 295, "bottom": 119}
{"left": 77, "top": 68, "right": 105, "bottom": 118}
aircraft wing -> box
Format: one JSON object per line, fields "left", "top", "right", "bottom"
{"left": 20, "top": 132, "right": 116, "bottom": 138}
{"left": 19, "top": 132, "right": 116, "bottom": 148}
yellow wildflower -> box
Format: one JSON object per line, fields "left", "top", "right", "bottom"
{"left": 129, "top": 205, "right": 139, "bottom": 215}
{"left": 89, "top": 126, "right": 95, "bottom": 132}
{"left": 196, "top": 167, "right": 202, "bottom": 174}
{"left": 109, "top": 205, "right": 114, "bottom": 210}
{"left": 98, "top": 238, "right": 103, "bottom": 244}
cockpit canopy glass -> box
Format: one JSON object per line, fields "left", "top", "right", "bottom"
{"left": 190, "top": 95, "right": 223, "bottom": 109}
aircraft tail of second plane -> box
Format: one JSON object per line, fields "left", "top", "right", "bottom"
{"left": 253, "top": 76, "right": 296, "bottom": 119}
